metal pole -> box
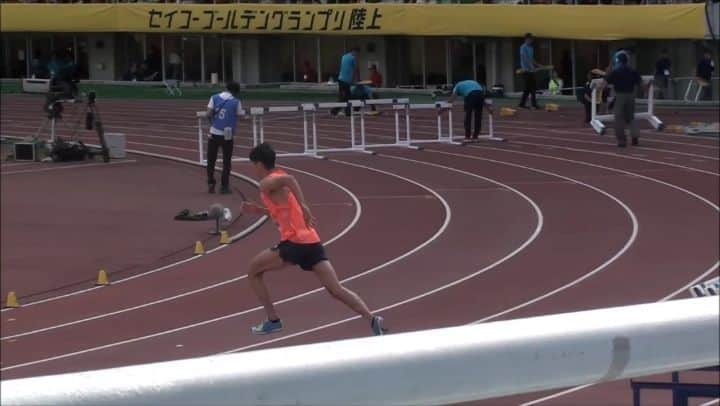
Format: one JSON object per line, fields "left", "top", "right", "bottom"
{"left": 472, "top": 39, "right": 477, "bottom": 82}
{"left": 221, "top": 39, "right": 226, "bottom": 83}
{"left": 421, "top": 38, "right": 427, "bottom": 88}
{"left": 360, "top": 105, "right": 366, "bottom": 149}
{"left": 405, "top": 104, "right": 410, "bottom": 144}
{"left": 200, "top": 36, "right": 206, "bottom": 83}
{"left": 292, "top": 39, "right": 297, "bottom": 82}
{"left": 73, "top": 35, "right": 78, "bottom": 64}
{"left": 312, "top": 112, "right": 318, "bottom": 153}
{"left": 198, "top": 117, "right": 204, "bottom": 164}
{"left": 316, "top": 38, "right": 322, "bottom": 82}
{"left": 303, "top": 111, "right": 309, "bottom": 153}
{"left": 25, "top": 36, "right": 31, "bottom": 78}
{"left": 445, "top": 38, "right": 451, "bottom": 86}
{"left": 260, "top": 116, "right": 264, "bottom": 144}
{"left": 395, "top": 107, "right": 400, "bottom": 144}
{"left": 571, "top": 40, "right": 577, "bottom": 97}
{"left": 350, "top": 105, "right": 356, "bottom": 148}
{"left": 252, "top": 115, "right": 258, "bottom": 146}
{"left": 161, "top": 35, "right": 166, "bottom": 82}
{"left": 181, "top": 37, "right": 186, "bottom": 83}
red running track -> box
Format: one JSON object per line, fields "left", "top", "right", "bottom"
{"left": 1, "top": 94, "right": 718, "bottom": 405}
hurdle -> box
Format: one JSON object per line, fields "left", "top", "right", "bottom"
{"left": 404, "top": 101, "right": 458, "bottom": 146}
{"left": 250, "top": 105, "right": 317, "bottom": 159}
{"left": 590, "top": 76, "right": 664, "bottom": 135}
{"left": 357, "top": 98, "right": 418, "bottom": 150}
{"left": 299, "top": 100, "right": 374, "bottom": 157}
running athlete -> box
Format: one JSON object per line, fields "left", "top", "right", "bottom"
{"left": 241, "top": 143, "right": 386, "bottom": 336}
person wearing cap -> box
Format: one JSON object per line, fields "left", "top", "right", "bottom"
{"left": 604, "top": 52, "right": 642, "bottom": 148}
{"left": 518, "top": 33, "right": 541, "bottom": 110}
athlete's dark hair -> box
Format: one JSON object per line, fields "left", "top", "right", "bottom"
{"left": 249, "top": 142, "right": 276, "bottom": 169}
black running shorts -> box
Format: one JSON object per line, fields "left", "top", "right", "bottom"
{"left": 272, "top": 241, "right": 327, "bottom": 271}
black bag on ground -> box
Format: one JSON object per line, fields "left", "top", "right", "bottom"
{"left": 50, "top": 138, "right": 89, "bottom": 162}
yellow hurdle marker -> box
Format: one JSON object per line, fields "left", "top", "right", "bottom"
{"left": 500, "top": 107, "right": 517, "bottom": 117}
{"left": 194, "top": 241, "right": 205, "bottom": 255}
{"left": 220, "top": 231, "right": 231, "bottom": 245}
{"left": 4, "top": 291, "right": 19, "bottom": 308}
{"left": 96, "top": 270, "right": 109, "bottom": 286}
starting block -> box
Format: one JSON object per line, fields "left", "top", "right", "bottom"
{"left": 589, "top": 76, "right": 663, "bottom": 135}
{"left": 545, "top": 103, "right": 559, "bottom": 112}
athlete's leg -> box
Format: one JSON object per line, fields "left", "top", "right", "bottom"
{"left": 248, "top": 248, "right": 287, "bottom": 320}
{"left": 312, "top": 260, "right": 373, "bottom": 321}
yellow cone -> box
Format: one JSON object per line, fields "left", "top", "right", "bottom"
{"left": 4, "top": 291, "right": 19, "bottom": 308}
{"left": 220, "top": 231, "right": 230, "bottom": 244}
{"left": 194, "top": 241, "right": 205, "bottom": 255}
{"left": 96, "top": 270, "right": 109, "bottom": 286}
{"left": 545, "top": 103, "right": 559, "bottom": 112}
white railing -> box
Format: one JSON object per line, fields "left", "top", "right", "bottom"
{"left": 2, "top": 296, "right": 718, "bottom": 406}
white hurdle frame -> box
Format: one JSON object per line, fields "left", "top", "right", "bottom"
{"left": 301, "top": 100, "right": 373, "bottom": 157}
{"left": 406, "top": 101, "right": 458, "bottom": 146}
{"left": 358, "top": 98, "right": 418, "bottom": 150}
{"left": 590, "top": 76, "right": 664, "bottom": 136}
{"left": 250, "top": 105, "right": 316, "bottom": 159}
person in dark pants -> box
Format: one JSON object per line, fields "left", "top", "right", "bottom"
{"left": 331, "top": 46, "right": 360, "bottom": 117}
{"left": 518, "top": 33, "right": 541, "bottom": 110}
{"left": 696, "top": 49, "right": 715, "bottom": 101}
{"left": 449, "top": 80, "right": 494, "bottom": 140}
{"left": 206, "top": 81, "right": 243, "bottom": 194}
{"left": 604, "top": 53, "right": 642, "bottom": 148}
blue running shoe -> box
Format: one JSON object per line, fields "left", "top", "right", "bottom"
{"left": 371, "top": 316, "right": 386, "bottom": 336}
{"left": 251, "top": 319, "right": 283, "bottom": 335}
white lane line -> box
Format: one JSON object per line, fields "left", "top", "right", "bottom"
{"left": 0, "top": 157, "right": 454, "bottom": 372}
{"left": 0, "top": 162, "right": 362, "bottom": 341}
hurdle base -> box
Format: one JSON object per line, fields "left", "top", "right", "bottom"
{"left": 591, "top": 113, "right": 663, "bottom": 135}
{"left": 460, "top": 137, "right": 507, "bottom": 145}
{"left": 590, "top": 119, "right": 607, "bottom": 135}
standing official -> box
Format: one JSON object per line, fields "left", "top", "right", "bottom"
{"left": 604, "top": 53, "right": 642, "bottom": 148}
{"left": 331, "top": 46, "right": 360, "bottom": 117}
{"left": 206, "top": 81, "right": 243, "bottom": 194}
{"left": 518, "top": 33, "right": 541, "bottom": 110}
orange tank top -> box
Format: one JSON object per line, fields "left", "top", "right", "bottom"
{"left": 260, "top": 169, "right": 321, "bottom": 244}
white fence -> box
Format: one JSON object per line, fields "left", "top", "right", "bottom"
{"left": 2, "top": 296, "right": 718, "bottom": 406}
